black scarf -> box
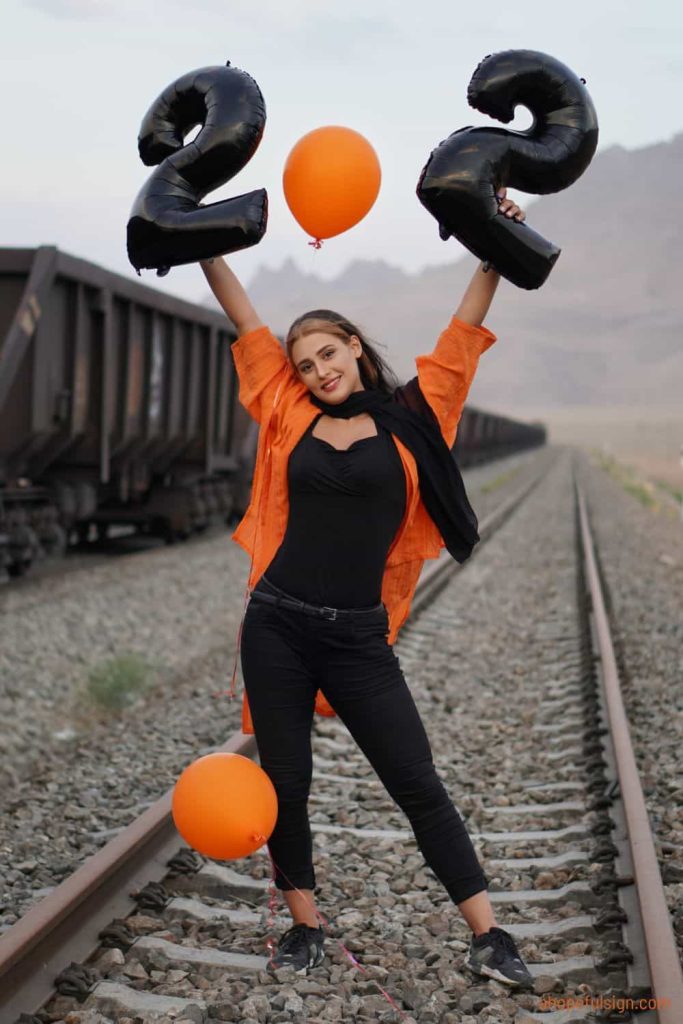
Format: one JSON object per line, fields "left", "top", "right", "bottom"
{"left": 309, "top": 388, "right": 479, "bottom": 563}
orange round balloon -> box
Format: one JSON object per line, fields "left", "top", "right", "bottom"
{"left": 172, "top": 753, "right": 278, "bottom": 860}
{"left": 283, "top": 126, "right": 381, "bottom": 241}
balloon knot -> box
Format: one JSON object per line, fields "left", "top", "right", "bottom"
{"left": 308, "top": 239, "right": 323, "bottom": 250}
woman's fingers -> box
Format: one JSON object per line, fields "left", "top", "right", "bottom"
{"left": 497, "top": 186, "right": 526, "bottom": 220}
{"left": 498, "top": 197, "right": 526, "bottom": 221}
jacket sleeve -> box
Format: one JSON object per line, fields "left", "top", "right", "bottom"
{"left": 414, "top": 316, "right": 496, "bottom": 449}
{"left": 231, "top": 325, "right": 292, "bottom": 423}
{"left": 392, "top": 376, "right": 440, "bottom": 428}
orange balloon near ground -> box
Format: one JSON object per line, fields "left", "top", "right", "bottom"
{"left": 172, "top": 753, "right": 278, "bottom": 860}
{"left": 283, "top": 126, "right": 381, "bottom": 241}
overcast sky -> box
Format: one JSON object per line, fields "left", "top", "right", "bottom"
{"left": 3, "top": 0, "right": 680, "bottom": 302}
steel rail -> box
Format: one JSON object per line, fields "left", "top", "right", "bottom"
{"left": 577, "top": 486, "right": 683, "bottom": 1022}
{"left": 0, "top": 733, "right": 256, "bottom": 1022}
{"left": 0, "top": 464, "right": 545, "bottom": 1022}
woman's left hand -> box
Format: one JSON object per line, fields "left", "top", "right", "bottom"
{"left": 495, "top": 187, "right": 526, "bottom": 222}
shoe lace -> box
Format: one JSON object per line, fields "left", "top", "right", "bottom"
{"left": 489, "top": 927, "right": 521, "bottom": 962}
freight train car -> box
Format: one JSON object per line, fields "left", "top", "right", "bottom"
{"left": 0, "top": 247, "right": 545, "bottom": 579}
{"left": 455, "top": 406, "right": 546, "bottom": 467}
{"left": 0, "top": 246, "right": 254, "bottom": 576}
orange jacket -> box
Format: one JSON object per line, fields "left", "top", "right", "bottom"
{"left": 231, "top": 316, "right": 496, "bottom": 733}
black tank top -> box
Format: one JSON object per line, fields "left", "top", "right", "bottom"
{"left": 264, "top": 414, "right": 406, "bottom": 607}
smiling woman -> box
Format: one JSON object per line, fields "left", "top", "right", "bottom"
{"left": 287, "top": 309, "right": 400, "bottom": 395}
{"left": 283, "top": 311, "right": 399, "bottom": 447}
{"left": 197, "top": 236, "right": 534, "bottom": 988}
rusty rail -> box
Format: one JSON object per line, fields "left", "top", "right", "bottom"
{"left": 577, "top": 486, "right": 683, "bottom": 1021}
{"left": 0, "top": 733, "right": 255, "bottom": 1021}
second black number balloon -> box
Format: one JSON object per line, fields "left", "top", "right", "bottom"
{"left": 417, "top": 49, "right": 599, "bottom": 289}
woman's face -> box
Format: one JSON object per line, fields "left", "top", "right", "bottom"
{"left": 291, "top": 331, "right": 365, "bottom": 402}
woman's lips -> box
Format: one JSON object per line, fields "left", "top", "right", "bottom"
{"left": 321, "top": 376, "right": 341, "bottom": 392}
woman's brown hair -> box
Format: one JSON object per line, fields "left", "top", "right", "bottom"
{"left": 285, "top": 310, "right": 400, "bottom": 395}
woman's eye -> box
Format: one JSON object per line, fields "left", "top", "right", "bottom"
{"left": 301, "top": 350, "right": 334, "bottom": 372}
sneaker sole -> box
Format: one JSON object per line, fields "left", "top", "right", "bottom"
{"left": 299, "top": 950, "right": 325, "bottom": 975}
{"left": 268, "top": 950, "right": 326, "bottom": 976}
{"left": 465, "top": 956, "right": 533, "bottom": 989}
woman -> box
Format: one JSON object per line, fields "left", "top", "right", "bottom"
{"left": 201, "top": 189, "right": 533, "bottom": 989}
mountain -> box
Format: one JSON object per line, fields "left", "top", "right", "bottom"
{"left": 209, "top": 133, "right": 683, "bottom": 415}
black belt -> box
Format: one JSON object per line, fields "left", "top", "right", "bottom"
{"left": 249, "top": 576, "right": 384, "bottom": 621}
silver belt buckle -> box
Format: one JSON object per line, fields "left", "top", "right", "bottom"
{"left": 320, "top": 606, "right": 337, "bottom": 620}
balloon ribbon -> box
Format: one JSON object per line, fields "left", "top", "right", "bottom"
{"left": 265, "top": 852, "right": 411, "bottom": 1020}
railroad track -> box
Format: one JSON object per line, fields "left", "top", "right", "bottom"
{"left": 1, "top": 455, "right": 681, "bottom": 1024}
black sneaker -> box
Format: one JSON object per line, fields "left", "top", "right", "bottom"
{"left": 267, "top": 923, "right": 325, "bottom": 975}
{"left": 465, "top": 926, "right": 534, "bottom": 989}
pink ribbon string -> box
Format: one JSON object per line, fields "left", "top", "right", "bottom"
{"left": 214, "top": 578, "right": 251, "bottom": 701}
{"left": 230, "top": 582, "right": 251, "bottom": 698}
{"left": 264, "top": 868, "right": 280, "bottom": 958}
{"left": 265, "top": 851, "right": 411, "bottom": 1021}
{"left": 218, "top": 482, "right": 262, "bottom": 702}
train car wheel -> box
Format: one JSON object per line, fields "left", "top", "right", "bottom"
{"left": 7, "top": 558, "right": 32, "bottom": 578}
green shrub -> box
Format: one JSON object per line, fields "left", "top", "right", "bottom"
{"left": 85, "top": 653, "right": 153, "bottom": 713}
{"left": 655, "top": 478, "right": 683, "bottom": 503}
{"left": 592, "top": 450, "right": 663, "bottom": 510}
{"left": 481, "top": 466, "right": 521, "bottom": 494}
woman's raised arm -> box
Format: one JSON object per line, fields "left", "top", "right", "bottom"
{"left": 200, "top": 257, "right": 263, "bottom": 336}
{"left": 454, "top": 262, "right": 501, "bottom": 327}
{"left": 454, "top": 189, "right": 525, "bottom": 326}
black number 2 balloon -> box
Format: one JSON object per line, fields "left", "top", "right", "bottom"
{"left": 417, "top": 50, "right": 599, "bottom": 289}
{"left": 127, "top": 62, "right": 268, "bottom": 276}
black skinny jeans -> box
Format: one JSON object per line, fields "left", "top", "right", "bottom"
{"left": 239, "top": 575, "right": 488, "bottom": 906}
